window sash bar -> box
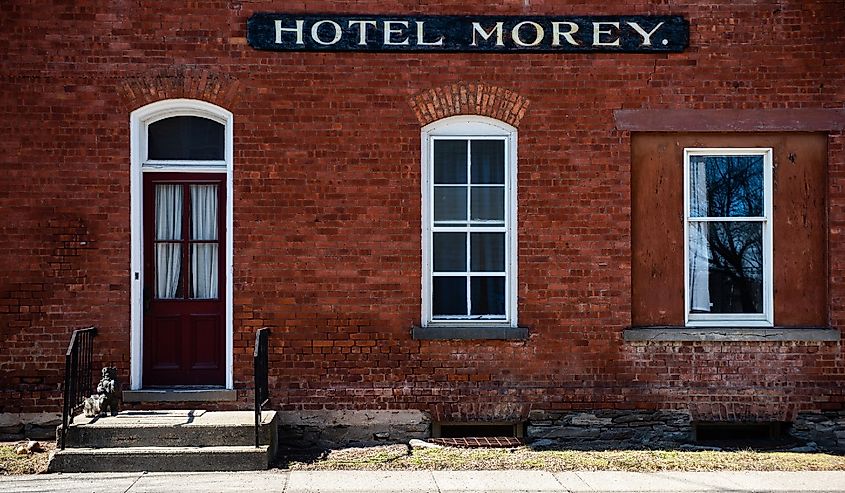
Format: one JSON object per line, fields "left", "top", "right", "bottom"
{"left": 432, "top": 272, "right": 507, "bottom": 276}
{"left": 433, "top": 227, "right": 507, "bottom": 231}
{"left": 687, "top": 217, "right": 766, "bottom": 222}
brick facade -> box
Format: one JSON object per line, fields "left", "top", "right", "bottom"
{"left": 1, "top": 1, "right": 844, "bottom": 435}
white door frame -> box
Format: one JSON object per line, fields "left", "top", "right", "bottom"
{"left": 129, "top": 99, "right": 234, "bottom": 390}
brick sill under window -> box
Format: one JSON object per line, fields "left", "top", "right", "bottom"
{"left": 623, "top": 326, "right": 840, "bottom": 342}
{"left": 412, "top": 325, "right": 529, "bottom": 341}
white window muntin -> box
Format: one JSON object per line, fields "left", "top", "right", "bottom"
{"left": 683, "top": 147, "right": 773, "bottom": 327}
{"left": 421, "top": 116, "right": 518, "bottom": 327}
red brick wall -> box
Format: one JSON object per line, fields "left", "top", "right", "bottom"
{"left": 1, "top": 1, "right": 843, "bottom": 421}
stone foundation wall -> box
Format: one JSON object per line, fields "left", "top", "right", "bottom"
{"left": 792, "top": 412, "right": 845, "bottom": 452}
{"left": 526, "top": 410, "right": 693, "bottom": 449}
{"left": 0, "top": 413, "right": 61, "bottom": 441}
{"left": 261, "top": 408, "right": 845, "bottom": 451}
{"left": 277, "top": 410, "right": 431, "bottom": 448}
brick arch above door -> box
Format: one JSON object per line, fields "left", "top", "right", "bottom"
{"left": 119, "top": 67, "right": 244, "bottom": 112}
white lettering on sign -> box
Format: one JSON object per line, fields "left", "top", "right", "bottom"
{"left": 383, "top": 20, "right": 410, "bottom": 45}
{"left": 260, "top": 15, "right": 683, "bottom": 51}
{"left": 551, "top": 21, "right": 580, "bottom": 46}
{"left": 311, "top": 20, "right": 342, "bottom": 45}
{"left": 628, "top": 21, "right": 664, "bottom": 46}
{"left": 471, "top": 22, "right": 504, "bottom": 47}
{"left": 348, "top": 20, "right": 377, "bottom": 45}
{"left": 275, "top": 19, "right": 304, "bottom": 45}
{"left": 593, "top": 22, "right": 620, "bottom": 46}
{"left": 512, "top": 21, "right": 545, "bottom": 47}
{"left": 416, "top": 21, "right": 444, "bottom": 46}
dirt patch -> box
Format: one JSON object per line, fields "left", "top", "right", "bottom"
{"left": 0, "top": 441, "right": 54, "bottom": 475}
{"left": 279, "top": 444, "right": 845, "bottom": 472}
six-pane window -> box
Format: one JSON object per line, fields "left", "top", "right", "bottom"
{"left": 685, "top": 148, "right": 773, "bottom": 326}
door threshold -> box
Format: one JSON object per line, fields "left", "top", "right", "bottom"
{"left": 123, "top": 387, "right": 237, "bottom": 403}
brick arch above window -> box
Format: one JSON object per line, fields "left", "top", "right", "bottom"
{"left": 119, "top": 67, "right": 243, "bottom": 112}
{"left": 409, "top": 83, "right": 530, "bottom": 128}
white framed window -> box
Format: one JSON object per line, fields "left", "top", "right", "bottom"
{"left": 421, "top": 116, "right": 517, "bottom": 327}
{"left": 684, "top": 148, "right": 773, "bottom": 327}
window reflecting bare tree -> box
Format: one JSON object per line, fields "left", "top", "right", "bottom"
{"left": 689, "top": 156, "right": 764, "bottom": 314}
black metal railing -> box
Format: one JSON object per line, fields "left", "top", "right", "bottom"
{"left": 60, "top": 327, "right": 97, "bottom": 450}
{"left": 254, "top": 327, "right": 271, "bottom": 448}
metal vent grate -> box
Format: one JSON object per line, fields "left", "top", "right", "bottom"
{"left": 430, "top": 436, "right": 524, "bottom": 448}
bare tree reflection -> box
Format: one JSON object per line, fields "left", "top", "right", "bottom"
{"left": 690, "top": 156, "right": 764, "bottom": 314}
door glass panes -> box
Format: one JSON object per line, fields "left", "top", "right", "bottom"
{"left": 431, "top": 138, "right": 508, "bottom": 320}
{"left": 153, "top": 182, "right": 221, "bottom": 300}
{"left": 689, "top": 155, "right": 764, "bottom": 218}
{"left": 154, "top": 184, "right": 183, "bottom": 299}
{"left": 190, "top": 185, "right": 219, "bottom": 299}
{"left": 148, "top": 116, "right": 225, "bottom": 161}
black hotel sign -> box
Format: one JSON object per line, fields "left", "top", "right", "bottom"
{"left": 247, "top": 14, "right": 689, "bottom": 53}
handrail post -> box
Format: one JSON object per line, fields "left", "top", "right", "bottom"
{"left": 254, "top": 327, "right": 270, "bottom": 448}
{"left": 59, "top": 327, "right": 97, "bottom": 450}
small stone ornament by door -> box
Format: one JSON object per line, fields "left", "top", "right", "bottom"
{"left": 83, "top": 367, "right": 120, "bottom": 418}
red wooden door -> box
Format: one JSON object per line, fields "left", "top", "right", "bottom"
{"left": 143, "top": 173, "right": 226, "bottom": 386}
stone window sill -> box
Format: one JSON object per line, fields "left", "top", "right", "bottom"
{"left": 623, "top": 326, "right": 840, "bottom": 342}
{"left": 412, "top": 325, "right": 529, "bottom": 341}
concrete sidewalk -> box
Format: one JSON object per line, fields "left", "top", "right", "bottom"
{"left": 1, "top": 470, "right": 845, "bottom": 492}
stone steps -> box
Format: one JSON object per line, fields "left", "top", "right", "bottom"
{"left": 48, "top": 409, "right": 278, "bottom": 472}
{"left": 48, "top": 445, "right": 271, "bottom": 472}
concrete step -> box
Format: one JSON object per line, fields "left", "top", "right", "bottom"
{"left": 63, "top": 409, "right": 277, "bottom": 448}
{"left": 47, "top": 445, "right": 271, "bottom": 472}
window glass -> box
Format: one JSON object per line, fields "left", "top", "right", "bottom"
{"left": 433, "top": 232, "right": 466, "bottom": 272}
{"left": 148, "top": 116, "right": 224, "bottom": 161}
{"left": 470, "top": 233, "right": 505, "bottom": 272}
{"left": 470, "top": 277, "right": 506, "bottom": 315}
{"left": 689, "top": 155, "right": 763, "bottom": 218}
{"left": 688, "top": 222, "right": 763, "bottom": 314}
{"left": 471, "top": 140, "right": 505, "bottom": 184}
{"left": 433, "top": 277, "right": 467, "bottom": 316}
{"left": 434, "top": 187, "right": 467, "bottom": 223}
{"left": 434, "top": 140, "right": 467, "bottom": 184}
{"left": 470, "top": 187, "right": 505, "bottom": 223}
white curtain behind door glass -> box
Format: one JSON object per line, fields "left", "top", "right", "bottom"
{"left": 191, "top": 184, "right": 218, "bottom": 299}
{"left": 155, "top": 184, "right": 182, "bottom": 299}
{"left": 689, "top": 159, "right": 711, "bottom": 312}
